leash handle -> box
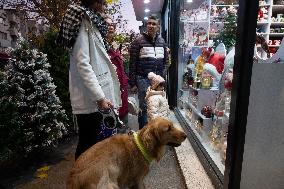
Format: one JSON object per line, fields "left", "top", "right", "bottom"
{"left": 110, "top": 107, "right": 133, "bottom": 134}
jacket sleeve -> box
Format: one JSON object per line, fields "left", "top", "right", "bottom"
{"left": 129, "top": 39, "right": 140, "bottom": 87}
{"left": 147, "top": 97, "right": 160, "bottom": 120}
{"left": 72, "top": 20, "right": 105, "bottom": 102}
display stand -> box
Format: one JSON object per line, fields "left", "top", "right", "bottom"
{"left": 256, "top": 0, "right": 284, "bottom": 58}
{"left": 258, "top": 37, "right": 284, "bottom": 63}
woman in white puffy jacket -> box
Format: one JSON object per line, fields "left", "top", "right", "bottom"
{"left": 146, "top": 72, "right": 170, "bottom": 121}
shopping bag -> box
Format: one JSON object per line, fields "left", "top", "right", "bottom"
{"left": 128, "top": 93, "right": 140, "bottom": 116}
{"left": 97, "top": 108, "right": 131, "bottom": 142}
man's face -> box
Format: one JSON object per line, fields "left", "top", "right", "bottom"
{"left": 147, "top": 18, "right": 159, "bottom": 37}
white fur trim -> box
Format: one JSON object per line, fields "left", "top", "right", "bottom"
{"left": 203, "top": 63, "right": 221, "bottom": 80}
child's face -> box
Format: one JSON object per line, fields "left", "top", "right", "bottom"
{"left": 155, "top": 83, "right": 165, "bottom": 91}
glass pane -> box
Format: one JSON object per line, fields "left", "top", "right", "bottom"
{"left": 255, "top": 0, "right": 284, "bottom": 61}
{"left": 178, "top": 0, "right": 284, "bottom": 178}
{"left": 177, "top": 0, "right": 239, "bottom": 175}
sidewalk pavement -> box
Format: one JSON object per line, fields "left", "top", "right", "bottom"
{"left": 0, "top": 114, "right": 187, "bottom": 189}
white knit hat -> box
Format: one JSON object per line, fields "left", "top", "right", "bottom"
{"left": 148, "top": 72, "right": 165, "bottom": 89}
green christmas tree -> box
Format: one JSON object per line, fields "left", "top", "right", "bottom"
{"left": 0, "top": 38, "right": 69, "bottom": 158}
{"left": 214, "top": 9, "right": 237, "bottom": 51}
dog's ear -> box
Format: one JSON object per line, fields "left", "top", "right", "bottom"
{"left": 152, "top": 118, "right": 171, "bottom": 142}
{"left": 140, "top": 121, "right": 158, "bottom": 149}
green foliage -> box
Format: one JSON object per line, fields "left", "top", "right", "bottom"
{"left": 31, "top": 29, "right": 72, "bottom": 127}
{"left": 213, "top": 11, "right": 237, "bottom": 51}
{"left": 0, "top": 71, "right": 24, "bottom": 160}
{"left": 0, "top": 39, "right": 69, "bottom": 162}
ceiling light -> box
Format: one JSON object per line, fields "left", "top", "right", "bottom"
{"left": 145, "top": 9, "right": 150, "bottom": 13}
{"left": 144, "top": 0, "right": 150, "bottom": 4}
{"left": 187, "top": 0, "right": 193, "bottom": 2}
{"left": 144, "top": 16, "right": 148, "bottom": 20}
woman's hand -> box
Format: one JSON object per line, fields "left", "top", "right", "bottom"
{"left": 96, "top": 98, "right": 113, "bottom": 111}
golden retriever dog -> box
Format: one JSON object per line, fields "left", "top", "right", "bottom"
{"left": 66, "top": 117, "right": 187, "bottom": 189}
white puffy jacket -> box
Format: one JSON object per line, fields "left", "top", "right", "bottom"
{"left": 146, "top": 87, "right": 170, "bottom": 121}
{"left": 69, "top": 17, "right": 121, "bottom": 114}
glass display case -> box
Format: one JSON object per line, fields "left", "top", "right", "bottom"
{"left": 170, "top": 0, "right": 284, "bottom": 188}
{"left": 177, "top": 0, "right": 239, "bottom": 176}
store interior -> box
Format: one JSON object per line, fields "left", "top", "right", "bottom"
{"left": 176, "top": 0, "right": 284, "bottom": 178}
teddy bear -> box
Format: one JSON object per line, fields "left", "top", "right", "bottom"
{"left": 258, "top": 7, "right": 268, "bottom": 22}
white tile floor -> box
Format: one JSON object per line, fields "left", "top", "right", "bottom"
{"left": 169, "top": 112, "right": 215, "bottom": 189}
{"left": 129, "top": 112, "right": 215, "bottom": 189}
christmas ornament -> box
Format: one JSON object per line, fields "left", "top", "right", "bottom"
{"left": 201, "top": 76, "right": 212, "bottom": 89}
{"left": 201, "top": 105, "right": 213, "bottom": 118}
{"left": 224, "top": 69, "right": 233, "bottom": 90}
{"left": 195, "top": 48, "right": 212, "bottom": 76}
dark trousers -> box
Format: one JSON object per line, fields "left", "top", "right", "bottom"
{"left": 136, "top": 76, "right": 151, "bottom": 129}
{"left": 75, "top": 112, "right": 101, "bottom": 160}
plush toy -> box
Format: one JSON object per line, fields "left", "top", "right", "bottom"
{"left": 263, "top": 7, "right": 269, "bottom": 20}
{"left": 224, "top": 69, "right": 233, "bottom": 90}
{"left": 258, "top": 7, "right": 268, "bottom": 22}
{"left": 208, "top": 52, "right": 225, "bottom": 74}
{"left": 219, "top": 47, "right": 235, "bottom": 93}
{"left": 211, "top": 6, "right": 218, "bottom": 18}
{"left": 220, "top": 7, "right": 228, "bottom": 21}
{"left": 227, "top": 5, "right": 237, "bottom": 15}
{"left": 258, "top": 8, "right": 263, "bottom": 21}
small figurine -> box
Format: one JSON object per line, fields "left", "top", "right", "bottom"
{"left": 224, "top": 69, "right": 233, "bottom": 90}
{"left": 201, "top": 105, "right": 213, "bottom": 118}
{"left": 211, "top": 5, "right": 218, "bottom": 18}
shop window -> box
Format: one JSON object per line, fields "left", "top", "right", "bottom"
{"left": 177, "top": 0, "right": 239, "bottom": 175}
{"left": 176, "top": 0, "right": 284, "bottom": 184}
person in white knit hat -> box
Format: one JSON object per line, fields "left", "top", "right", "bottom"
{"left": 146, "top": 72, "right": 170, "bottom": 121}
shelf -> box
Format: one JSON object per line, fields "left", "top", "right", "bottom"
{"left": 186, "top": 101, "right": 211, "bottom": 120}
{"left": 268, "top": 45, "right": 280, "bottom": 47}
{"left": 190, "top": 85, "right": 219, "bottom": 91}
{"left": 210, "top": 22, "right": 227, "bottom": 24}
{"left": 209, "top": 33, "right": 219, "bottom": 36}
{"left": 256, "top": 33, "right": 269, "bottom": 35}
{"left": 180, "top": 20, "right": 209, "bottom": 23}
{"left": 180, "top": 88, "right": 190, "bottom": 91}
{"left": 259, "top": 4, "right": 271, "bottom": 7}
{"left": 270, "top": 22, "right": 284, "bottom": 26}
{"left": 269, "top": 33, "right": 284, "bottom": 37}
{"left": 257, "top": 22, "right": 269, "bottom": 25}
{"left": 272, "top": 5, "right": 284, "bottom": 11}
{"left": 211, "top": 4, "right": 238, "bottom": 7}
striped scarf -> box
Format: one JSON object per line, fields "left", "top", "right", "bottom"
{"left": 57, "top": 4, "right": 109, "bottom": 51}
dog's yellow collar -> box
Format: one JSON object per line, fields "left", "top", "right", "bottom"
{"left": 133, "top": 132, "right": 153, "bottom": 164}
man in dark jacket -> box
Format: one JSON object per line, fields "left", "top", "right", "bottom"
{"left": 129, "top": 15, "right": 169, "bottom": 129}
